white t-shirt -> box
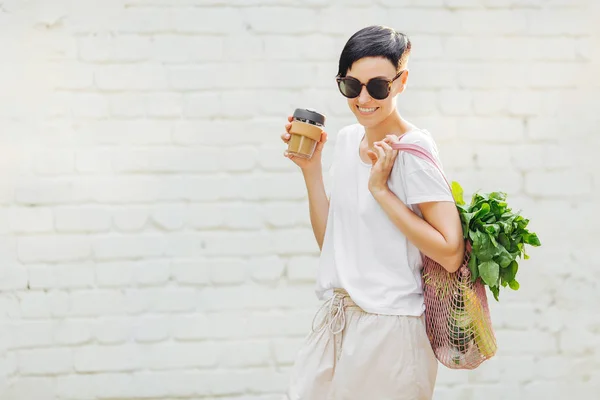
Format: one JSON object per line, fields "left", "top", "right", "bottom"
{"left": 316, "top": 124, "right": 454, "bottom": 316}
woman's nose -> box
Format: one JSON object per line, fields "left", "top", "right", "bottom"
{"left": 357, "top": 85, "right": 371, "bottom": 104}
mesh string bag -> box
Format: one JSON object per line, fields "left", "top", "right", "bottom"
{"left": 391, "top": 141, "right": 497, "bottom": 369}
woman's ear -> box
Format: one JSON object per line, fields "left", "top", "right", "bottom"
{"left": 394, "top": 69, "right": 409, "bottom": 96}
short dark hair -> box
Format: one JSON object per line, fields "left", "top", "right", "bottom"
{"left": 337, "top": 25, "right": 411, "bottom": 77}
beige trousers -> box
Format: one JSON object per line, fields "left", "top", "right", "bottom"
{"left": 284, "top": 289, "right": 438, "bottom": 400}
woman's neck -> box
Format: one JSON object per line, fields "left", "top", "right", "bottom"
{"left": 363, "top": 111, "right": 415, "bottom": 149}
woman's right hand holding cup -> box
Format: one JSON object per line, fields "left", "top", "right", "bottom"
{"left": 282, "top": 115, "right": 327, "bottom": 173}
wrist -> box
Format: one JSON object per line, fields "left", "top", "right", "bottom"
{"left": 302, "top": 163, "right": 323, "bottom": 177}
{"left": 370, "top": 186, "right": 392, "bottom": 200}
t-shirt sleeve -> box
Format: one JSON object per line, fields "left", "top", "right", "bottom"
{"left": 399, "top": 131, "right": 454, "bottom": 205}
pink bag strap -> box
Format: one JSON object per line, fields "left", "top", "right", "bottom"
{"left": 389, "top": 142, "right": 451, "bottom": 190}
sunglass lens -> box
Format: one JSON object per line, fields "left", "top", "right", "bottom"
{"left": 366, "top": 79, "right": 389, "bottom": 100}
{"left": 338, "top": 78, "right": 361, "bottom": 98}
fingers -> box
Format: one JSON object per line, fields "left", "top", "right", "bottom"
{"left": 285, "top": 123, "right": 291, "bottom": 134}
{"left": 320, "top": 131, "right": 328, "bottom": 143}
{"left": 373, "top": 143, "right": 386, "bottom": 162}
{"left": 314, "top": 131, "right": 328, "bottom": 153}
{"left": 281, "top": 132, "right": 290, "bottom": 143}
{"left": 379, "top": 141, "right": 398, "bottom": 163}
{"left": 385, "top": 134, "right": 399, "bottom": 143}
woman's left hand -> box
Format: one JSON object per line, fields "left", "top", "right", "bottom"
{"left": 367, "top": 134, "right": 400, "bottom": 195}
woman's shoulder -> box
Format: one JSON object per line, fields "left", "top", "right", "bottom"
{"left": 398, "top": 128, "right": 439, "bottom": 154}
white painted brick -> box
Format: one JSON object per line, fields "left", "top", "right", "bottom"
{"left": 559, "top": 327, "right": 599, "bottom": 356}
{"left": 223, "top": 34, "right": 264, "bottom": 61}
{"left": 67, "top": 93, "right": 110, "bottom": 119}
{"left": 92, "top": 234, "right": 164, "bottom": 260}
{"left": 112, "top": 207, "right": 150, "bottom": 231}
{"left": 11, "top": 321, "right": 54, "bottom": 349}
{"left": 74, "top": 345, "right": 141, "bottom": 372}
{"left": 112, "top": 148, "right": 220, "bottom": 173}
{"left": 50, "top": 62, "right": 95, "bottom": 90}
{"left": 525, "top": 170, "right": 592, "bottom": 197}
{"left": 171, "top": 260, "right": 210, "bottom": 286}
{"left": 107, "top": 93, "right": 145, "bottom": 118}
{"left": 8, "top": 207, "right": 53, "bottom": 233}
{"left": 220, "top": 341, "right": 271, "bottom": 367}
{"left": 15, "top": 179, "right": 84, "bottom": 205}
{"left": 472, "top": 144, "right": 513, "bottom": 169}
{"left": 189, "top": 203, "right": 262, "bottom": 230}
{"left": 53, "top": 320, "right": 93, "bottom": 346}
{"left": 198, "top": 286, "right": 319, "bottom": 312}
{"left": 182, "top": 92, "right": 221, "bottom": 119}
{"left": 141, "top": 93, "right": 183, "bottom": 118}
{"left": 511, "top": 144, "right": 574, "bottom": 171}
{"left": 172, "top": 7, "right": 245, "bottom": 33}
{"left": 95, "top": 65, "right": 169, "bottom": 91}
{"left": 409, "top": 62, "right": 456, "bottom": 89}
{"left": 528, "top": 9, "right": 591, "bottom": 36}
{"left": 248, "top": 256, "right": 286, "bottom": 284}
{"left": 18, "top": 236, "right": 91, "bottom": 263}
{"left": 458, "top": 10, "right": 528, "bottom": 34}
{"left": 33, "top": 150, "right": 75, "bottom": 175}
{"left": 54, "top": 207, "right": 111, "bottom": 233}
{"left": 130, "top": 288, "right": 198, "bottom": 313}
{"left": 438, "top": 89, "right": 473, "bottom": 115}
{"left": 445, "top": 0, "right": 481, "bottom": 7}
{"left": 287, "top": 256, "right": 318, "bottom": 283}
{"left": 273, "top": 338, "right": 304, "bottom": 365}
{"left": 18, "top": 348, "right": 72, "bottom": 375}
{"left": 260, "top": 201, "right": 310, "bottom": 228}
{"left": 458, "top": 117, "right": 525, "bottom": 143}
{"left": 0, "top": 267, "right": 28, "bottom": 291}
{"left": 92, "top": 318, "right": 132, "bottom": 345}
{"left": 209, "top": 258, "right": 247, "bottom": 285}
{"left": 134, "top": 316, "right": 171, "bottom": 343}
{"left": 458, "top": 63, "right": 530, "bottom": 89}
{"left": 96, "top": 260, "right": 170, "bottom": 288}
{"left": 495, "top": 330, "right": 558, "bottom": 355}
{"left": 172, "top": 314, "right": 210, "bottom": 341}
{"left": 85, "top": 177, "right": 183, "bottom": 203}
{"left": 18, "top": 291, "right": 67, "bottom": 319}
{"left": 263, "top": 34, "right": 336, "bottom": 61}
{"left": 55, "top": 374, "right": 103, "bottom": 400}
{"left": 397, "top": 90, "right": 439, "bottom": 116}
{"left": 529, "top": 63, "right": 585, "bottom": 89}
{"left": 75, "top": 150, "right": 113, "bottom": 174}
{"left": 153, "top": 35, "right": 224, "bottom": 63}
{"left": 141, "top": 343, "right": 218, "bottom": 369}
{"left": 242, "top": 7, "right": 318, "bottom": 34}
{"left": 69, "top": 291, "right": 126, "bottom": 318}
{"left": 28, "top": 263, "right": 95, "bottom": 290}
{"left": 223, "top": 146, "right": 260, "bottom": 172}
{"left": 1, "top": 376, "right": 56, "bottom": 400}
{"left": 78, "top": 34, "right": 151, "bottom": 63}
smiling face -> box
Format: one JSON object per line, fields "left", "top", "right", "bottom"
{"left": 344, "top": 57, "right": 408, "bottom": 128}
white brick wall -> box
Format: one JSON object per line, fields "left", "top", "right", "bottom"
{"left": 0, "top": 0, "right": 599, "bottom": 399}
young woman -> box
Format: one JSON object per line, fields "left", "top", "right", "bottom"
{"left": 281, "top": 25, "right": 464, "bottom": 400}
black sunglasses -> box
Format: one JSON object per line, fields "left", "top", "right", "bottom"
{"left": 336, "top": 70, "right": 405, "bottom": 100}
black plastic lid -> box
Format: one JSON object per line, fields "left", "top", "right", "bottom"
{"left": 293, "top": 108, "right": 326, "bottom": 126}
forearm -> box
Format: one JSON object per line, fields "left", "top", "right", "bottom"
{"left": 372, "top": 189, "right": 463, "bottom": 272}
{"left": 303, "top": 168, "right": 329, "bottom": 251}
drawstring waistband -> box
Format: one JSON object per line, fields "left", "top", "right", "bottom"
{"left": 311, "top": 289, "right": 361, "bottom": 335}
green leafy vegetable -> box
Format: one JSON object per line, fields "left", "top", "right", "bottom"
{"left": 451, "top": 181, "right": 541, "bottom": 301}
